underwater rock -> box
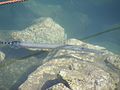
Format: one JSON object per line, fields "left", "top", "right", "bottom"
{"left": 66, "top": 39, "right": 120, "bottom": 70}
{"left": 65, "top": 39, "right": 120, "bottom": 69}
{"left": 19, "top": 59, "right": 118, "bottom": 90}
{"left": 18, "top": 38, "right": 120, "bottom": 90}
{"left": 0, "top": 51, "right": 5, "bottom": 62}
{"left": 44, "top": 38, "right": 107, "bottom": 63}
{"left": 106, "top": 53, "right": 120, "bottom": 70}
{"left": 11, "top": 17, "right": 66, "bottom": 50}
{"left": 59, "top": 68, "right": 116, "bottom": 90}
{"left": 47, "top": 83, "right": 70, "bottom": 90}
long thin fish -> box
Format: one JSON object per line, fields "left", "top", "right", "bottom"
{"left": 0, "top": 41, "right": 103, "bottom": 55}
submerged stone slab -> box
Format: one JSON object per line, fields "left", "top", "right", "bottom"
{"left": 19, "top": 59, "right": 118, "bottom": 90}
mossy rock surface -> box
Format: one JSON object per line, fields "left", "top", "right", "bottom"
{"left": 11, "top": 17, "right": 66, "bottom": 44}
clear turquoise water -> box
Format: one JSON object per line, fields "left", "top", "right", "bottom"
{"left": 0, "top": 0, "right": 120, "bottom": 89}
{"left": 0, "top": 0, "right": 120, "bottom": 53}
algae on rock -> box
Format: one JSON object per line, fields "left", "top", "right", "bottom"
{"left": 11, "top": 17, "right": 66, "bottom": 44}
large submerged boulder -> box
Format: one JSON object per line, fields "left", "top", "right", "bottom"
{"left": 11, "top": 17, "right": 66, "bottom": 44}
{"left": 0, "top": 51, "right": 5, "bottom": 62}
{"left": 65, "top": 39, "right": 120, "bottom": 70}
{"left": 19, "top": 59, "right": 118, "bottom": 90}
{"left": 19, "top": 39, "right": 120, "bottom": 90}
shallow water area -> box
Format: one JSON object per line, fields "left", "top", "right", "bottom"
{"left": 0, "top": 46, "right": 49, "bottom": 89}
{"left": 0, "top": 0, "right": 120, "bottom": 90}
